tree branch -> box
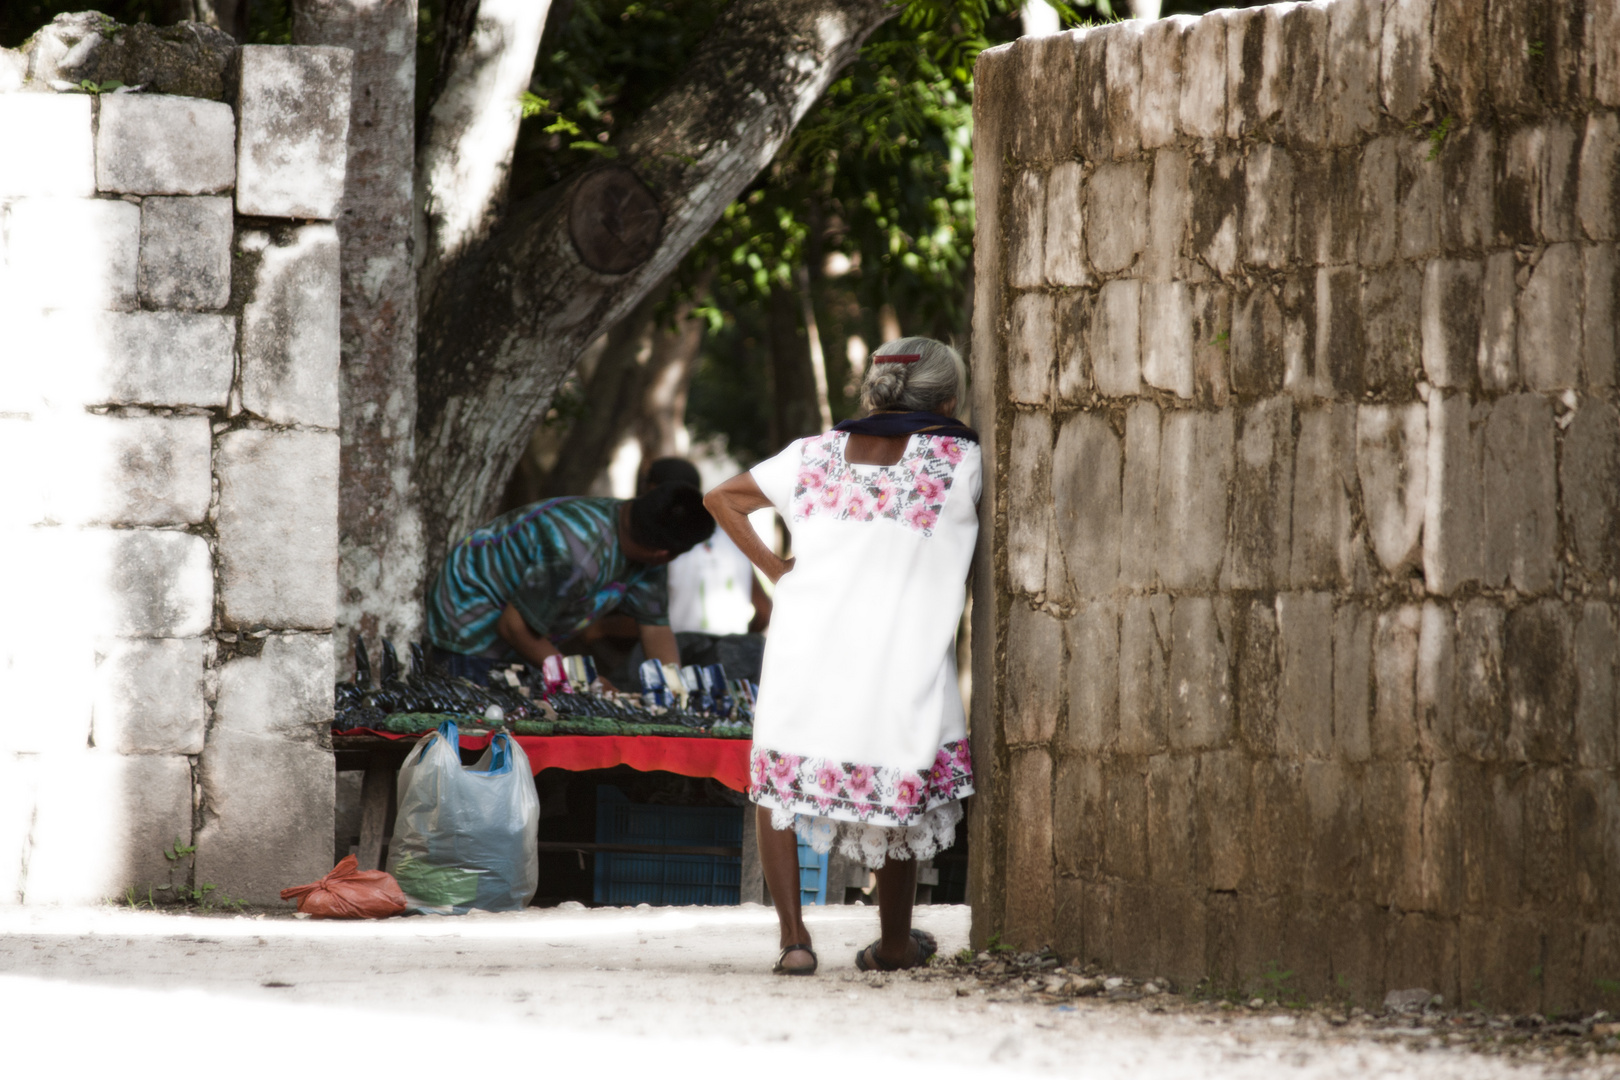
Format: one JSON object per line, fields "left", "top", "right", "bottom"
{"left": 415, "top": 0, "right": 553, "bottom": 306}
{"left": 414, "top": 0, "right": 896, "bottom": 567}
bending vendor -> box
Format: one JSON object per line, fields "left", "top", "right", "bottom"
{"left": 425, "top": 485, "right": 716, "bottom": 686}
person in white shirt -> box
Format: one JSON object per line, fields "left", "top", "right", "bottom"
{"left": 642, "top": 458, "right": 771, "bottom": 635}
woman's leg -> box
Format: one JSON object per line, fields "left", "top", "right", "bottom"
{"left": 872, "top": 857, "right": 920, "bottom": 966}
{"left": 756, "top": 805, "right": 814, "bottom": 970}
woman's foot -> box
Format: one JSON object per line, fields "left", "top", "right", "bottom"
{"left": 772, "top": 943, "right": 818, "bottom": 975}
{"left": 855, "top": 929, "right": 937, "bottom": 971}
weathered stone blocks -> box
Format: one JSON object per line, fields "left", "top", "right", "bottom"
{"left": 1477, "top": 250, "right": 1518, "bottom": 390}
{"left": 1290, "top": 405, "right": 1355, "bottom": 588}
{"left": 1156, "top": 409, "right": 1232, "bottom": 590}
{"left": 216, "top": 429, "right": 340, "bottom": 629}
{"left": 51, "top": 414, "right": 212, "bottom": 526}
{"left": 43, "top": 310, "right": 235, "bottom": 408}
{"left": 1118, "top": 595, "right": 1170, "bottom": 756}
{"left": 138, "top": 196, "right": 232, "bottom": 309}
{"left": 215, "top": 634, "right": 335, "bottom": 739}
{"left": 1324, "top": 0, "right": 1381, "bottom": 145}
{"left": 5, "top": 197, "right": 139, "bottom": 310}
{"left": 1481, "top": 394, "right": 1557, "bottom": 594}
{"left": 95, "top": 94, "right": 235, "bottom": 195}
{"left": 1141, "top": 281, "right": 1193, "bottom": 398}
{"left": 1086, "top": 162, "right": 1148, "bottom": 273}
{"left": 1579, "top": 113, "right": 1619, "bottom": 241}
{"left": 1276, "top": 592, "right": 1333, "bottom": 760}
{"left": 1067, "top": 600, "right": 1118, "bottom": 753}
{"left": 1120, "top": 400, "right": 1159, "bottom": 587}
{"left": 92, "top": 637, "right": 207, "bottom": 755}
{"left": 1167, "top": 596, "right": 1232, "bottom": 750}
{"left": 1562, "top": 401, "right": 1620, "bottom": 579}
{"left": 1052, "top": 412, "right": 1119, "bottom": 597}
{"left": 1226, "top": 396, "right": 1293, "bottom": 590}
{"left": 1420, "top": 258, "right": 1482, "bottom": 389}
{"left": 1139, "top": 16, "right": 1190, "bottom": 150}
{"left": 1006, "top": 603, "right": 1062, "bottom": 745}
{"left": 0, "top": 93, "right": 93, "bottom": 197}
{"left": 1243, "top": 144, "right": 1293, "bottom": 269}
{"left": 1008, "top": 410, "right": 1053, "bottom": 597}
{"left": 1003, "top": 748, "right": 1055, "bottom": 945}
{"left": 1179, "top": 10, "right": 1226, "bottom": 140}
{"left": 239, "top": 225, "right": 342, "bottom": 428}
{"left": 1356, "top": 403, "right": 1427, "bottom": 573}
{"left": 1043, "top": 162, "right": 1087, "bottom": 286}
{"left": 1518, "top": 243, "right": 1583, "bottom": 391}
{"left": 1090, "top": 279, "right": 1141, "bottom": 397}
{"left": 195, "top": 731, "right": 334, "bottom": 905}
{"left": 235, "top": 45, "right": 353, "bottom": 220}
{"left": 1586, "top": 244, "right": 1618, "bottom": 389}
{"left": 1379, "top": 0, "right": 1433, "bottom": 123}
{"left": 1008, "top": 169, "right": 1046, "bottom": 288}
{"left": 1008, "top": 292, "right": 1054, "bottom": 405}
{"left": 87, "top": 529, "right": 213, "bottom": 638}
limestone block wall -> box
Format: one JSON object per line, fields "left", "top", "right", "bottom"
{"left": 0, "top": 44, "right": 352, "bottom": 904}
{"left": 969, "top": 0, "right": 1620, "bottom": 1012}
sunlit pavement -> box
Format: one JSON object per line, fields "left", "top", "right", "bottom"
{"left": 0, "top": 903, "right": 1601, "bottom": 1079}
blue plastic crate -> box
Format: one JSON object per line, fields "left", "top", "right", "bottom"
{"left": 797, "top": 839, "right": 829, "bottom": 906}
{"left": 593, "top": 787, "right": 743, "bottom": 906}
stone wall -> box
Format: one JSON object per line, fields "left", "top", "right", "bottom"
{"left": 0, "top": 39, "right": 353, "bottom": 904}
{"left": 969, "top": 0, "right": 1620, "bottom": 1012}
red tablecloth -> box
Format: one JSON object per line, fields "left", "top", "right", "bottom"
{"left": 346, "top": 729, "right": 752, "bottom": 792}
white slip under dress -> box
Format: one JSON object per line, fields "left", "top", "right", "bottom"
{"left": 747, "top": 428, "right": 981, "bottom": 868}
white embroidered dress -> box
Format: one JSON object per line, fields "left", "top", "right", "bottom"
{"left": 747, "top": 429, "right": 980, "bottom": 867}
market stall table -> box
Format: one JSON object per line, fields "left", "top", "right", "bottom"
{"left": 333, "top": 729, "right": 752, "bottom": 873}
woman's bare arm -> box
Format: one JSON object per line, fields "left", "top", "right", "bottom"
{"left": 703, "top": 474, "right": 795, "bottom": 584}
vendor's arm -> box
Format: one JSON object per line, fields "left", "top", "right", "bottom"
{"left": 704, "top": 474, "right": 794, "bottom": 583}
{"left": 496, "top": 603, "right": 562, "bottom": 667}
{"left": 640, "top": 623, "right": 680, "bottom": 667}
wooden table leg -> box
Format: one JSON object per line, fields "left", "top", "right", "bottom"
{"left": 356, "top": 756, "right": 393, "bottom": 871}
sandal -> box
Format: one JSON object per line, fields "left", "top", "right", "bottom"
{"left": 772, "top": 943, "right": 818, "bottom": 976}
{"left": 855, "top": 929, "right": 938, "bottom": 972}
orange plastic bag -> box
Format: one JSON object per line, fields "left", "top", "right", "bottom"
{"left": 280, "top": 855, "right": 408, "bottom": 918}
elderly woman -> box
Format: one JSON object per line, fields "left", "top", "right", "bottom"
{"left": 704, "top": 337, "right": 980, "bottom": 975}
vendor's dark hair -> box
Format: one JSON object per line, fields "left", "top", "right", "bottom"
{"left": 640, "top": 456, "right": 701, "bottom": 495}
{"left": 630, "top": 482, "right": 714, "bottom": 556}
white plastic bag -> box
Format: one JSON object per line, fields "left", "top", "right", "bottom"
{"left": 387, "top": 720, "right": 540, "bottom": 913}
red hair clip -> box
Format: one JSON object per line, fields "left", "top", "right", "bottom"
{"left": 874, "top": 353, "right": 922, "bottom": 364}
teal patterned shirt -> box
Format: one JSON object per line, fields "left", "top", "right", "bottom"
{"left": 426, "top": 497, "right": 668, "bottom": 658}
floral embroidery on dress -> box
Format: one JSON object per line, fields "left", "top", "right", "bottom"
{"left": 789, "top": 432, "right": 970, "bottom": 537}
{"left": 748, "top": 739, "right": 974, "bottom": 829}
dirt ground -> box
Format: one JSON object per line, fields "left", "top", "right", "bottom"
{"left": 0, "top": 902, "right": 1615, "bottom": 1078}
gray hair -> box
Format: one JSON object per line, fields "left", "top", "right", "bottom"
{"left": 860, "top": 336, "right": 966, "bottom": 415}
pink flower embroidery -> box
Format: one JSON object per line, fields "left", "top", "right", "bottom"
{"left": 905, "top": 504, "right": 938, "bottom": 532}
{"left": 872, "top": 479, "right": 896, "bottom": 511}
{"left": 797, "top": 465, "right": 826, "bottom": 491}
{"left": 818, "top": 482, "right": 845, "bottom": 511}
{"left": 935, "top": 436, "right": 964, "bottom": 464}
{"left": 952, "top": 741, "right": 973, "bottom": 769}
{"left": 751, "top": 755, "right": 768, "bottom": 787}
{"left": 769, "top": 753, "right": 801, "bottom": 786}
{"left": 845, "top": 489, "right": 871, "bottom": 519}
{"left": 814, "top": 765, "right": 842, "bottom": 794}
{"left": 845, "top": 765, "right": 875, "bottom": 797}
{"left": 894, "top": 775, "right": 923, "bottom": 807}
{"left": 914, "top": 475, "right": 944, "bottom": 503}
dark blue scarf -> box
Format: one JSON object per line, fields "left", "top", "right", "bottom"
{"left": 832, "top": 410, "right": 979, "bottom": 443}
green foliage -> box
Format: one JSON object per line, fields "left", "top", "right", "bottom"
{"left": 985, "top": 932, "right": 1015, "bottom": 954}
{"left": 75, "top": 78, "right": 123, "bottom": 94}
{"left": 955, "top": 945, "right": 976, "bottom": 964}
{"left": 117, "top": 838, "right": 242, "bottom": 912}
{"left": 1259, "top": 960, "right": 1304, "bottom": 1006}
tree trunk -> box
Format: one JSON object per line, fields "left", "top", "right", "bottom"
{"left": 415, "top": 0, "right": 553, "bottom": 308}
{"left": 293, "top": 0, "right": 424, "bottom": 668}
{"left": 505, "top": 273, "right": 710, "bottom": 506}
{"left": 414, "top": 0, "right": 895, "bottom": 573}
{"left": 769, "top": 281, "right": 822, "bottom": 448}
